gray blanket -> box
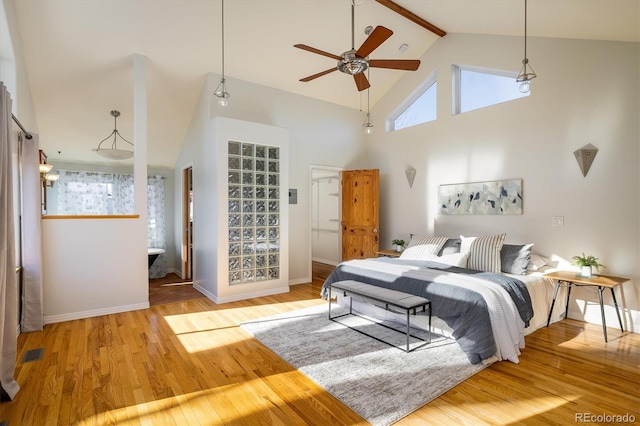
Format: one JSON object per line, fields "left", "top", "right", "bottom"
{"left": 321, "top": 257, "right": 533, "bottom": 364}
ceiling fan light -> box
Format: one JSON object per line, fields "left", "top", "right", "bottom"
{"left": 337, "top": 50, "right": 368, "bottom": 75}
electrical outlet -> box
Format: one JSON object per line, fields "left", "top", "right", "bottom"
{"left": 551, "top": 216, "right": 564, "bottom": 227}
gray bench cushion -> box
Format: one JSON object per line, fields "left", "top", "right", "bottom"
{"left": 330, "top": 280, "right": 430, "bottom": 310}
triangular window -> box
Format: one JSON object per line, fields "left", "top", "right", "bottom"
{"left": 453, "top": 65, "right": 529, "bottom": 114}
{"left": 390, "top": 75, "right": 437, "bottom": 131}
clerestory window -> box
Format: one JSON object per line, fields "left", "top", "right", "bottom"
{"left": 453, "top": 65, "right": 529, "bottom": 115}
{"left": 390, "top": 74, "right": 437, "bottom": 131}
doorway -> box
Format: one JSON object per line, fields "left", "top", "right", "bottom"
{"left": 310, "top": 166, "right": 342, "bottom": 275}
{"left": 182, "top": 166, "right": 193, "bottom": 280}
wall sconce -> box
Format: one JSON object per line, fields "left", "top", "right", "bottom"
{"left": 573, "top": 143, "right": 598, "bottom": 177}
{"left": 43, "top": 173, "right": 59, "bottom": 187}
{"left": 405, "top": 166, "right": 416, "bottom": 188}
{"left": 39, "top": 159, "right": 59, "bottom": 187}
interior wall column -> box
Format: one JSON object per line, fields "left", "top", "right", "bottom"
{"left": 133, "top": 53, "right": 149, "bottom": 278}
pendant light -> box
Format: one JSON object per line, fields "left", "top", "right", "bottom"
{"left": 362, "top": 70, "right": 374, "bottom": 134}
{"left": 214, "top": 0, "right": 230, "bottom": 106}
{"left": 92, "top": 110, "right": 134, "bottom": 160}
{"left": 516, "top": 0, "right": 536, "bottom": 93}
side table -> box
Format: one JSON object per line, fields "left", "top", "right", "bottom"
{"left": 375, "top": 249, "right": 402, "bottom": 258}
{"left": 544, "top": 270, "right": 627, "bottom": 342}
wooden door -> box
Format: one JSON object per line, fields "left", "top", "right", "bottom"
{"left": 341, "top": 169, "right": 379, "bottom": 261}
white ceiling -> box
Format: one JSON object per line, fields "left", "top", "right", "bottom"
{"left": 10, "top": 0, "right": 640, "bottom": 168}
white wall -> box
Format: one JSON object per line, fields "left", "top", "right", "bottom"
{"left": 0, "top": 0, "right": 37, "bottom": 130}
{"left": 174, "top": 73, "right": 368, "bottom": 288}
{"left": 42, "top": 218, "right": 148, "bottom": 321}
{"left": 367, "top": 33, "right": 640, "bottom": 332}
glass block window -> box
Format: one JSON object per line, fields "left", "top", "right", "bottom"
{"left": 228, "top": 141, "right": 280, "bottom": 285}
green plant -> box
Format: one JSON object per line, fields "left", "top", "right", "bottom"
{"left": 392, "top": 239, "right": 406, "bottom": 248}
{"left": 572, "top": 253, "right": 606, "bottom": 271}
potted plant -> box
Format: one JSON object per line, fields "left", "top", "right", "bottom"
{"left": 392, "top": 239, "right": 406, "bottom": 253}
{"left": 572, "top": 253, "right": 605, "bottom": 278}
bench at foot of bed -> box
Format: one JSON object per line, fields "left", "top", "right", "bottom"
{"left": 328, "top": 280, "right": 432, "bottom": 353}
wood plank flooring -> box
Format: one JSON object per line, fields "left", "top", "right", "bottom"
{"left": 1, "top": 262, "right": 638, "bottom": 425}
{"left": 148, "top": 273, "right": 203, "bottom": 306}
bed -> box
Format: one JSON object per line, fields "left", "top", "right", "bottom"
{"left": 321, "top": 236, "right": 567, "bottom": 365}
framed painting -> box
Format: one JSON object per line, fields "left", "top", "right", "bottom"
{"left": 438, "top": 179, "right": 522, "bottom": 215}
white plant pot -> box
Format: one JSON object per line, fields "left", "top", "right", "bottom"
{"left": 396, "top": 246, "right": 403, "bottom": 252}
{"left": 581, "top": 266, "right": 592, "bottom": 278}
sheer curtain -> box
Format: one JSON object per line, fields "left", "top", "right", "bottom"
{"left": 147, "top": 176, "right": 166, "bottom": 279}
{"left": 0, "top": 83, "right": 20, "bottom": 399}
{"left": 56, "top": 171, "right": 167, "bottom": 278}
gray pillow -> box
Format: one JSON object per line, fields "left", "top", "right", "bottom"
{"left": 437, "top": 238, "right": 461, "bottom": 256}
{"left": 501, "top": 243, "right": 534, "bottom": 275}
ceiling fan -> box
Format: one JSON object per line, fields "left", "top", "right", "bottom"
{"left": 294, "top": 1, "right": 420, "bottom": 92}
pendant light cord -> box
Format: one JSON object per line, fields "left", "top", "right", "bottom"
{"left": 523, "top": 0, "right": 528, "bottom": 60}
{"left": 351, "top": 1, "right": 355, "bottom": 50}
{"left": 221, "top": 0, "right": 225, "bottom": 78}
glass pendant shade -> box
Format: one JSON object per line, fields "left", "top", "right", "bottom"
{"left": 214, "top": 78, "right": 230, "bottom": 106}
{"left": 363, "top": 112, "right": 374, "bottom": 134}
{"left": 93, "top": 110, "right": 133, "bottom": 160}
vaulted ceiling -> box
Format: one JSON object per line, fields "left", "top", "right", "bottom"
{"left": 8, "top": 0, "right": 639, "bottom": 168}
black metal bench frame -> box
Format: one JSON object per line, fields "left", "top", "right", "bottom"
{"left": 328, "top": 281, "right": 431, "bottom": 353}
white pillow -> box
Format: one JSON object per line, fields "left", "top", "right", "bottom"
{"left": 422, "top": 252, "right": 469, "bottom": 267}
{"left": 400, "top": 236, "right": 449, "bottom": 260}
{"left": 527, "top": 254, "right": 549, "bottom": 271}
{"left": 460, "top": 234, "right": 506, "bottom": 273}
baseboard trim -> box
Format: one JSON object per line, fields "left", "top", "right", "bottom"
{"left": 44, "top": 302, "right": 150, "bottom": 324}
{"left": 312, "top": 257, "right": 339, "bottom": 266}
{"left": 194, "top": 283, "right": 290, "bottom": 304}
{"left": 289, "top": 277, "right": 311, "bottom": 285}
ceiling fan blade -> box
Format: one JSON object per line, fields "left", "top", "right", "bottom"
{"left": 355, "top": 26, "right": 393, "bottom": 59}
{"left": 294, "top": 44, "right": 341, "bottom": 60}
{"left": 300, "top": 67, "right": 338, "bottom": 82}
{"left": 369, "top": 59, "right": 421, "bottom": 71}
{"left": 354, "top": 73, "right": 370, "bottom": 92}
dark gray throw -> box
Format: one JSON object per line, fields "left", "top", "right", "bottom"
{"left": 321, "top": 257, "right": 533, "bottom": 365}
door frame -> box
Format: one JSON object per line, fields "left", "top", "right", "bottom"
{"left": 308, "top": 164, "right": 343, "bottom": 281}
{"left": 181, "top": 163, "right": 193, "bottom": 280}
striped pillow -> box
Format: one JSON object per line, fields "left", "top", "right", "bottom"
{"left": 460, "top": 234, "right": 506, "bottom": 273}
{"left": 400, "top": 236, "right": 449, "bottom": 260}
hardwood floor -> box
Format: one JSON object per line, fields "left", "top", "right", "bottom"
{"left": 148, "top": 273, "right": 204, "bottom": 306}
{"left": 1, "top": 262, "right": 638, "bottom": 425}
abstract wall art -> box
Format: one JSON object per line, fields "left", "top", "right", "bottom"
{"left": 438, "top": 179, "right": 522, "bottom": 215}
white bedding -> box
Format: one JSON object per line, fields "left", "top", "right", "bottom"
{"left": 335, "top": 264, "right": 566, "bottom": 364}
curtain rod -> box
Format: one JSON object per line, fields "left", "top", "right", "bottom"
{"left": 11, "top": 113, "right": 33, "bottom": 139}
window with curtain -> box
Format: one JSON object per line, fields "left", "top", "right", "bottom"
{"left": 56, "top": 170, "right": 167, "bottom": 278}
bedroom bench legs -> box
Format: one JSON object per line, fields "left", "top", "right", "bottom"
{"left": 328, "top": 280, "right": 431, "bottom": 353}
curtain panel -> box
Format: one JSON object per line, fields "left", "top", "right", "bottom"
{"left": 0, "top": 82, "right": 20, "bottom": 399}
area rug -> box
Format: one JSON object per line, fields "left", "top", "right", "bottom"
{"left": 240, "top": 303, "right": 486, "bottom": 426}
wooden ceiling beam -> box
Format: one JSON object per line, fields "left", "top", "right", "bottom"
{"left": 374, "top": 0, "right": 447, "bottom": 37}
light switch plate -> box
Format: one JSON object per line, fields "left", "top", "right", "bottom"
{"left": 552, "top": 216, "right": 564, "bottom": 227}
